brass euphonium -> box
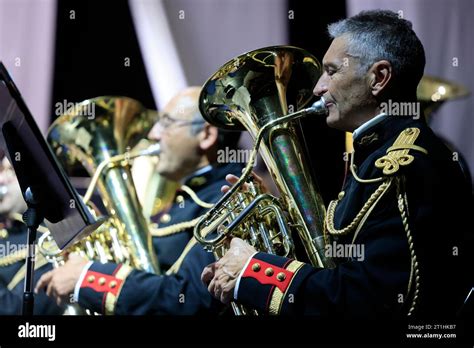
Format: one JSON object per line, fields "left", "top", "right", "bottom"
{"left": 193, "top": 46, "right": 335, "bottom": 314}
{"left": 47, "top": 96, "right": 161, "bottom": 276}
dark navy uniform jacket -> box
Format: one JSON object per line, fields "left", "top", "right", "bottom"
{"left": 76, "top": 162, "right": 243, "bottom": 315}
{"left": 235, "top": 116, "right": 473, "bottom": 318}
{"left": 0, "top": 221, "right": 64, "bottom": 315}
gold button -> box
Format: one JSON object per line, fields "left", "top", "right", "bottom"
{"left": 252, "top": 263, "right": 261, "bottom": 272}
{"left": 160, "top": 214, "right": 171, "bottom": 224}
{"left": 98, "top": 277, "right": 106, "bottom": 286}
{"left": 265, "top": 268, "right": 274, "bottom": 276}
{"left": 109, "top": 280, "right": 117, "bottom": 289}
{"left": 338, "top": 191, "right": 345, "bottom": 200}
{"left": 276, "top": 272, "right": 286, "bottom": 282}
{"left": 87, "top": 275, "right": 95, "bottom": 283}
{"left": 176, "top": 195, "right": 184, "bottom": 203}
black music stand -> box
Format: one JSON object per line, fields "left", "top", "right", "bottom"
{"left": 0, "top": 63, "right": 104, "bottom": 315}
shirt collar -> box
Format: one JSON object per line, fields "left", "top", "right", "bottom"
{"left": 352, "top": 113, "right": 388, "bottom": 141}
{"left": 181, "top": 164, "right": 213, "bottom": 185}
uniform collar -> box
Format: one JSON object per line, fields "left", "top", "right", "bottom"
{"left": 182, "top": 162, "right": 244, "bottom": 190}
{"left": 352, "top": 112, "right": 388, "bottom": 141}
{"left": 352, "top": 115, "right": 425, "bottom": 165}
{"left": 182, "top": 165, "right": 212, "bottom": 185}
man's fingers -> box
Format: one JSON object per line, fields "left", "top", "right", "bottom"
{"left": 250, "top": 171, "right": 264, "bottom": 185}
{"left": 67, "top": 253, "right": 83, "bottom": 262}
{"left": 207, "top": 264, "right": 224, "bottom": 299}
{"left": 220, "top": 287, "right": 230, "bottom": 304}
{"left": 221, "top": 174, "right": 240, "bottom": 194}
{"left": 46, "top": 275, "right": 57, "bottom": 298}
{"left": 230, "top": 237, "right": 245, "bottom": 249}
{"left": 201, "top": 264, "right": 216, "bottom": 284}
{"left": 35, "top": 271, "right": 53, "bottom": 294}
{"left": 225, "top": 174, "right": 239, "bottom": 185}
{"left": 207, "top": 276, "right": 217, "bottom": 298}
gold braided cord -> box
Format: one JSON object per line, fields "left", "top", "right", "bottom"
{"left": 396, "top": 177, "right": 420, "bottom": 316}
{"left": 165, "top": 219, "right": 215, "bottom": 275}
{"left": 325, "top": 127, "right": 423, "bottom": 316}
{"left": 150, "top": 184, "right": 213, "bottom": 237}
{"left": 7, "top": 253, "right": 48, "bottom": 290}
{"left": 165, "top": 238, "right": 198, "bottom": 275}
{"left": 0, "top": 214, "right": 55, "bottom": 267}
{"left": 180, "top": 185, "right": 214, "bottom": 209}
{"left": 150, "top": 217, "right": 202, "bottom": 237}
{"left": 350, "top": 152, "right": 384, "bottom": 184}
{"left": 325, "top": 179, "right": 392, "bottom": 236}
{"left": 0, "top": 249, "right": 28, "bottom": 267}
{"left": 350, "top": 178, "right": 394, "bottom": 244}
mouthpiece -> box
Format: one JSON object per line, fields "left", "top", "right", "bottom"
{"left": 307, "top": 97, "right": 329, "bottom": 116}
{"left": 138, "top": 143, "right": 161, "bottom": 157}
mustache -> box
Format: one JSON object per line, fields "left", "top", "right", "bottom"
{"left": 322, "top": 94, "right": 335, "bottom": 105}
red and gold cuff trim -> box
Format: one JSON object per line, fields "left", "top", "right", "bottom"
{"left": 242, "top": 258, "right": 296, "bottom": 293}
{"left": 80, "top": 270, "right": 124, "bottom": 296}
{"left": 268, "top": 260, "right": 305, "bottom": 315}
{"left": 104, "top": 264, "right": 132, "bottom": 315}
{"left": 80, "top": 264, "right": 132, "bottom": 315}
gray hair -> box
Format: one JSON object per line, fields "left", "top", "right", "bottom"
{"left": 328, "top": 10, "right": 425, "bottom": 96}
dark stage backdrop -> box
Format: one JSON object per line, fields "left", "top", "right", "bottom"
{"left": 288, "top": 0, "right": 347, "bottom": 204}
{"left": 50, "top": 0, "right": 156, "bottom": 116}
{"left": 50, "top": 0, "right": 347, "bottom": 202}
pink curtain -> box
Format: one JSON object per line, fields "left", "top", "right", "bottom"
{"left": 128, "top": 0, "right": 288, "bottom": 107}
{"left": 0, "top": 0, "right": 57, "bottom": 134}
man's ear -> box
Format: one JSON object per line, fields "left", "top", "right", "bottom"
{"left": 199, "top": 124, "right": 218, "bottom": 151}
{"left": 369, "top": 60, "right": 392, "bottom": 97}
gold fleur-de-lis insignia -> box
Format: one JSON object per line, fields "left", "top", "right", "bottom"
{"left": 375, "top": 128, "right": 428, "bottom": 176}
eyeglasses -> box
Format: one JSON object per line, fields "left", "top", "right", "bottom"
{"left": 158, "top": 113, "right": 205, "bottom": 130}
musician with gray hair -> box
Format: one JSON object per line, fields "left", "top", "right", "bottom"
{"left": 202, "top": 10, "right": 473, "bottom": 318}
{"left": 35, "top": 87, "right": 243, "bottom": 315}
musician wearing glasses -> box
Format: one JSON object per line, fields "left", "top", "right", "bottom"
{"left": 202, "top": 10, "right": 473, "bottom": 318}
{"left": 36, "top": 87, "right": 243, "bottom": 315}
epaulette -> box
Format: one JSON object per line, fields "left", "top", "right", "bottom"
{"left": 325, "top": 127, "right": 424, "bottom": 315}
{"left": 375, "top": 127, "right": 428, "bottom": 176}
{"left": 325, "top": 127, "right": 427, "bottom": 240}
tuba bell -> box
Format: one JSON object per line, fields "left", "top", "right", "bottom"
{"left": 193, "top": 46, "right": 335, "bottom": 314}
{"left": 47, "top": 96, "right": 161, "bottom": 275}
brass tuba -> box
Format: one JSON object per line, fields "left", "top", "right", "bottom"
{"left": 193, "top": 46, "right": 335, "bottom": 314}
{"left": 47, "top": 96, "right": 160, "bottom": 275}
